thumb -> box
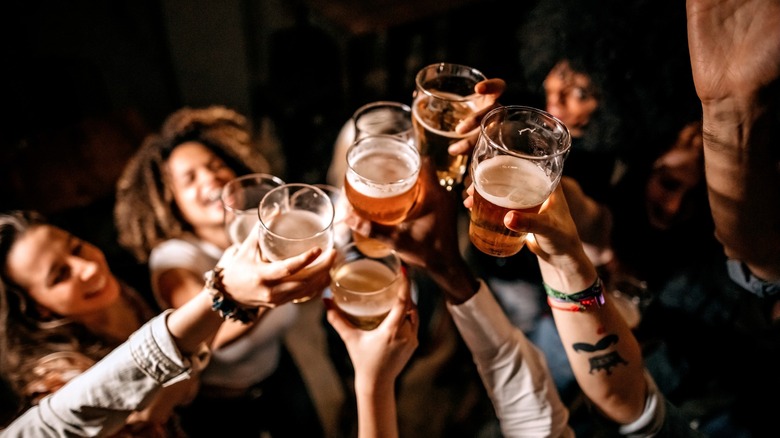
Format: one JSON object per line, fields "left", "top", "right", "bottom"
{"left": 324, "top": 298, "right": 357, "bottom": 339}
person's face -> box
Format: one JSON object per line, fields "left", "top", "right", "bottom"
{"left": 543, "top": 60, "right": 598, "bottom": 137}
{"left": 5, "top": 225, "right": 120, "bottom": 319}
{"left": 645, "top": 122, "right": 704, "bottom": 230}
{"left": 166, "top": 141, "right": 238, "bottom": 231}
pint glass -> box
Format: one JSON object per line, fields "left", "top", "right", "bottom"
{"left": 330, "top": 242, "right": 403, "bottom": 330}
{"left": 222, "top": 173, "right": 285, "bottom": 245}
{"left": 412, "top": 62, "right": 487, "bottom": 191}
{"left": 469, "top": 106, "right": 571, "bottom": 257}
{"left": 345, "top": 134, "right": 421, "bottom": 226}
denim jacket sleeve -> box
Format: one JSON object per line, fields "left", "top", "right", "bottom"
{"left": 0, "top": 309, "right": 200, "bottom": 438}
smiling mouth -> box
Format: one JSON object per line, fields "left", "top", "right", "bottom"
{"left": 206, "top": 188, "right": 223, "bottom": 203}
{"left": 85, "top": 276, "right": 108, "bottom": 299}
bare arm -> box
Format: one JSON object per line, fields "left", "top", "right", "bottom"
{"left": 503, "top": 185, "right": 646, "bottom": 423}
{"left": 325, "top": 281, "right": 418, "bottom": 438}
{"left": 687, "top": 0, "right": 780, "bottom": 281}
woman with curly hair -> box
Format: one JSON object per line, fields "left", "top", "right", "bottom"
{"left": 0, "top": 210, "right": 199, "bottom": 436}
{"left": 114, "top": 106, "right": 327, "bottom": 438}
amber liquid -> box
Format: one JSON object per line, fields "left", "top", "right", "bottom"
{"left": 469, "top": 156, "right": 552, "bottom": 257}
{"left": 331, "top": 259, "right": 400, "bottom": 330}
{"left": 345, "top": 146, "right": 419, "bottom": 225}
{"left": 412, "top": 92, "right": 478, "bottom": 190}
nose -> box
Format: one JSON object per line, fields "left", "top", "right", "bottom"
{"left": 74, "top": 257, "right": 100, "bottom": 285}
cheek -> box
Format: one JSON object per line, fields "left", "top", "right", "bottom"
{"left": 31, "top": 287, "right": 82, "bottom": 317}
{"left": 173, "top": 187, "right": 201, "bottom": 216}
{"left": 568, "top": 101, "right": 597, "bottom": 126}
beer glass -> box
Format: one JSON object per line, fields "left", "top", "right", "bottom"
{"left": 469, "top": 105, "right": 571, "bottom": 257}
{"left": 354, "top": 101, "right": 414, "bottom": 145}
{"left": 313, "top": 183, "right": 352, "bottom": 249}
{"left": 345, "top": 134, "right": 421, "bottom": 226}
{"left": 412, "top": 62, "right": 487, "bottom": 191}
{"left": 330, "top": 241, "right": 403, "bottom": 330}
{"left": 258, "top": 183, "right": 334, "bottom": 303}
{"left": 258, "top": 183, "right": 335, "bottom": 263}
{"left": 222, "top": 173, "right": 285, "bottom": 245}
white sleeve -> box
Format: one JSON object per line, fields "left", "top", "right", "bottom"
{"left": 447, "top": 280, "right": 574, "bottom": 438}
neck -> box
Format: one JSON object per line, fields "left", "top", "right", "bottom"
{"left": 73, "top": 296, "right": 140, "bottom": 343}
{"left": 195, "top": 224, "right": 232, "bottom": 250}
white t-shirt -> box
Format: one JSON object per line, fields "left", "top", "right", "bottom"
{"left": 149, "top": 235, "right": 298, "bottom": 388}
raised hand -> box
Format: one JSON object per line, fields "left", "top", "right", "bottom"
{"left": 218, "top": 229, "right": 336, "bottom": 307}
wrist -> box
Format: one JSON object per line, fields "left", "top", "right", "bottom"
{"left": 429, "top": 257, "right": 480, "bottom": 304}
{"left": 537, "top": 251, "right": 598, "bottom": 294}
{"left": 204, "top": 267, "right": 260, "bottom": 324}
{"left": 354, "top": 373, "right": 396, "bottom": 399}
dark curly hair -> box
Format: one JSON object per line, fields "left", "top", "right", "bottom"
{"left": 517, "top": 0, "right": 641, "bottom": 157}
{"left": 114, "top": 106, "right": 270, "bottom": 263}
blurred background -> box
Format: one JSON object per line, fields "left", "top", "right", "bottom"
{"left": 0, "top": 0, "right": 697, "bottom": 435}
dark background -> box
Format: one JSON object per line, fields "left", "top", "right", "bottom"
{"left": 0, "top": 0, "right": 690, "bottom": 288}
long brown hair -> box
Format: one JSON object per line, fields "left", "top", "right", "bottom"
{"left": 0, "top": 211, "right": 145, "bottom": 413}
{"left": 114, "top": 106, "right": 270, "bottom": 263}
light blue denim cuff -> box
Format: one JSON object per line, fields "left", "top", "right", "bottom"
{"left": 128, "top": 309, "right": 192, "bottom": 386}
{"left": 726, "top": 259, "right": 780, "bottom": 298}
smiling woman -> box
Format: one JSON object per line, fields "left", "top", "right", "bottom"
{"left": 0, "top": 210, "right": 194, "bottom": 435}
{"left": 114, "top": 106, "right": 325, "bottom": 438}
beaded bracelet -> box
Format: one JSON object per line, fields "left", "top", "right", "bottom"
{"left": 544, "top": 277, "right": 605, "bottom": 312}
{"left": 204, "top": 267, "right": 259, "bottom": 324}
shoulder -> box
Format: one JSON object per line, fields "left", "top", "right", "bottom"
{"left": 149, "top": 236, "right": 221, "bottom": 273}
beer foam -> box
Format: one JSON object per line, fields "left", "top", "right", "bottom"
{"left": 347, "top": 147, "right": 418, "bottom": 198}
{"left": 268, "top": 209, "right": 327, "bottom": 238}
{"left": 334, "top": 258, "right": 397, "bottom": 292}
{"left": 475, "top": 155, "right": 552, "bottom": 209}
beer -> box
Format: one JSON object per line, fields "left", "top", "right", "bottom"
{"left": 331, "top": 258, "right": 401, "bottom": 330}
{"left": 469, "top": 155, "right": 553, "bottom": 257}
{"left": 260, "top": 209, "right": 334, "bottom": 263}
{"left": 412, "top": 92, "right": 479, "bottom": 189}
{"left": 226, "top": 212, "right": 257, "bottom": 244}
{"left": 345, "top": 136, "right": 420, "bottom": 225}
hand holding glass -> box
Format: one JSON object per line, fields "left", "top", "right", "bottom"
{"left": 222, "top": 173, "right": 285, "bottom": 245}
{"left": 469, "top": 105, "right": 571, "bottom": 257}
{"left": 258, "top": 183, "right": 335, "bottom": 302}
{"left": 412, "top": 62, "right": 487, "bottom": 190}
{"left": 330, "top": 242, "right": 404, "bottom": 330}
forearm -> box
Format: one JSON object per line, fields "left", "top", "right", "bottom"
{"left": 447, "top": 282, "right": 573, "bottom": 437}
{"left": 427, "top": 254, "right": 481, "bottom": 304}
{"left": 538, "top": 252, "right": 646, "bottom": 424}
{"left": 1, "top": 312, "right": 197, "bottom": 437}
{"left": 354, "top": 378, "right": 399, "bottom": 438}
{"left": 165, "top": 290, "right": 224, "bottom": 354}
{"left": 700, "top": 97, "right": 780, "bottom": 281}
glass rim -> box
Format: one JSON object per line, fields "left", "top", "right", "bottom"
{"left": 352, "top": 100, "right": 412, "bottom": 120}
{"left": 221, "top": 172, "right": 285, "bottom": 213}
{"left": 330, "top": 242, "right": 402, "bottom": 296}
{"left": 414, "top": 62, "right": 487, "bottom": 102}
{"left": 257, "top": 183, "right": 335, "bottom": 240}
{"left": 346, "top": 134, "right": 421, "bottom": 186}
{"left": 479, "top": 105, "right": 572, "bottom": 160}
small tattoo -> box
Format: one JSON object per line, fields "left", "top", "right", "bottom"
{"left": 572, "top": 334, "right": 619, "bottom": 353}
{"left": 587, "top": 351, "right": 628, "bottom": 375}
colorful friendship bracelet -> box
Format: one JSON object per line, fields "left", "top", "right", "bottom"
{"left": 544, "top": 277, "right": 605, "bottom": 312}
{"left": 204, "top": 267, "right": 259, "bottom": 324}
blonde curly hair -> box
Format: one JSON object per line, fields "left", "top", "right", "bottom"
{"left": 114, "top": 106, "right": 270, "bottom": 263}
